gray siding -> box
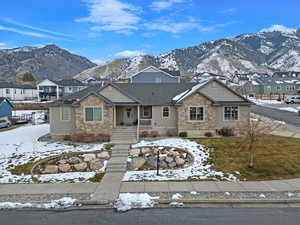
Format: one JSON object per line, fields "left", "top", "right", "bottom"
{"left": 132, "top": 71, "right": 179, "bottom": 83}
{"left": 100, "top": 86, "right": 135, "bottom": 103}
{"left": 151, "top": 106, "right": 177, "bottom": 128}
{"left": 200, "top": 81, "right": 244, "bottom": 101}
{"left": 50, "top": 106, "right": 75, "bottom": 136}
{"left": 215, "top": 105, "right": 250, "bottom": 128}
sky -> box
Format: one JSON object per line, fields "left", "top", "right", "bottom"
{"left": 0, "top": 0, "right": 299, "bottom": 64}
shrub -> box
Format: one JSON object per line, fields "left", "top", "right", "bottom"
{"left": 141, "top": 131, "right": 149, "bottom": 138}
{"left": 218, "top": 127, "right": 234, "bottom": 137}
{"left": 150, "top": 131, "right": 159, "bottom": 137}
{"left": 179, "top": 132, "right": 188, "bottom": 138}
{"left": 167, "top": 129, "right": 177, "bottom": 137}
{"left": 204, "top": 132, "right": 214, "bottom": 137}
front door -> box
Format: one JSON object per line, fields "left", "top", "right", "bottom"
{"left": 123, "top": 107, "right": 135, "bottom": 125}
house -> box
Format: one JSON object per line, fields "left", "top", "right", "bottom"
{"left": 130, "top": 66, "right": 181, "bottom": 83}
{"left": 244, "top": 77, "right": 300, "bottom": 96}
{"left": 82, "top": 77, "right": 111, "bottom": 85}
{"left": 37, "top": 79, "right": 87, "bottom": 101}
{"left": 192, "top": 72, "right": 227, "bottom": 84}
{"left": 231, "top": 72, "right": 271, "bottom": 86}
{"left": 0, "top": 97, "right": 14, "bottom": 121}
{"left": 0, "top": 82, "right": 37, "bottom": 101}
{"left": 273, "top": 71, "right": 300, "bottom": 78}
{"left": 48, "top": 78, "right": 251, "bottom": 140}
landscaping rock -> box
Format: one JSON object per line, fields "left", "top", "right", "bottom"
{"left": 146, "top": 156, "right": 157, "bottom": 168}
{"left": 168, "top": 162, "right": 177, "bottom": 168}
{"left": 68, "top": 157, "right": 81, "bottom": 164}
{"left": 98, "top": 151, "right": 110, "bottom": 160}
{"left": 132, "top": 157, "right": 146, "bottom": 170}
{"left": 43, "top": 165, "right": 58, "bottom": 174}
{"left": 141, "top": 147, "right": 152, "bottom": 154}
{"left": 89, "top": 159, "right": 103, "bottom": 171}
{"left": 165, "top": 156, "right": 174, "bottom": 163}
{"left": 58, "top": 163, "right": 71, "bottom": 173}
{"left": 83, "top": 154, "right": 96, "bottom": 162}
{"left": 74, "top": 162, "right": 88, "bottom": 171}
{"left": 175, "top": 158, "right": 185, "bottom": 166}
{"left": 129, "top": 149, "right": 140, "bottom": 157}
{"left": 159, "top": 160, "right": 168, "bottom": 168}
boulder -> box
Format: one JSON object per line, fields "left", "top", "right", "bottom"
{"left": 68, "top": 156, "right": 81, "bottom": 164}
{"left": 141, "top": 147, "right": 152, "bottom": 154}
{"left": 89, "top": 159, "right": 103, "bottom": 171}
{"left": 146, "top": 156, "right": 157, "bottom": 168}
{"left": 175, "top": 158, "right": 185, "bottom": 166}
{"left": 98, "top": 151, "right": 110, "bottom": 160}
{"left": 182, "top": 153, "right": 187, "bottom": 158}
{"left": 83, "top": 154, "right": 96, "bottom": 162}
{"left": 165, "top": 157, "right": 174, "bottom": 163}
{"left": 168, "top": 162, "right": 177, "bottom": 168}
{"left": 74, "top": 162, "right": 88, "bottom": 171}
{"left": 43, "top": 165, "right": 58, "bottom": 174}
{"left": 159, "top": 160, "right": 168, "bottom": 168}
{"left": 58, "top": 159, "right": 67, "bottom": 164}
{"left": 132, "top": 157, "right": 146, "bottom": 170}
{"left": 130, "top": 149, "right": 140, "bottom": 157}
{"left": 58, "top": 163, "right": 71, "bottom": 173}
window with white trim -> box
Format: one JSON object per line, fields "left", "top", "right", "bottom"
{"left": 189, "top": 107, "right": 204, "bottom": 121}
{"left": 85, "top": 107, "right": 102, "bottom": 122}
{"left": 142, "top": 106, "right": 152, "bottom": 118}
{"left": 6, "top": 89, "right": 10, "bottom": 94}
{"left": 224, "top": 106, "right": 239, "bottom": 120}
{"left": 61, "top": 107, "right": 71, "bottom": 121}
{"left": 162, "top": 106, "right": 169, "bottom": 118}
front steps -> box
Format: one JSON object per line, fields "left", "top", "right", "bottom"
{"left": 111, "top": 126, "right": 138, "bottom": 144}
{"left": 106, "top": 144, "right": 130, "bottom": 173}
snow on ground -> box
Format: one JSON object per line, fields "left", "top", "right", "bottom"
{"left": 0, "top": 124, "right": 106, "bottom": 183}
{"left": 0, "top": 197, "right": 76, "bottom": 209}
{"left": 279, "top": 107, "right": 300, "bottom": 113}
{"left": 123, "top": 138, "right": 237, "bottom": 182}
{"left": 114, "top": 193, "right": 159, "bottom": 212}
{"left": 248, "top": 97, "right": 282, "bottom": 105}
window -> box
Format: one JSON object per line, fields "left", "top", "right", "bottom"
{"left": 162, "top": 106, "right": 169, "bottom": 118}
{"left": 142, "top": 106, "right": 152, "bottom": 118}
{"left": 189, "top": 107, "right": 204, "bottom": 121}
{"left": 14, "top": 89, "right": 17, "bottom": 94}
{"left": 224, "top": 106, "right": 239, "bottom": 121}
{"left": 6, "top": 89, "right": 10, "bottom": 94}
{"left": 85, "top": 107, "right": 102, "bottom": 122}
{"left": 61, "top": 107, "right": 71, "bottom": 121}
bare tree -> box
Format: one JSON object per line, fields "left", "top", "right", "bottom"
{"left": 235, "top": 115, "right": 282, "bottom": 168}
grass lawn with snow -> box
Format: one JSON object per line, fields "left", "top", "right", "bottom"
{"left": 193, "top": 135, "right": 300, "bottom": 181}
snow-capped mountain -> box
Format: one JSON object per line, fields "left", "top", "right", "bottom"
{"left": 76, "top": 28, "right": 300, "bottom": 81}
{"left": 0, "top": 44, "right": 96, "bottom": 80}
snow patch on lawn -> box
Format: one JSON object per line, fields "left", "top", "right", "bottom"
{"left": 0, "top": 124, "right": 106, "bottom": 183}
{"left": 123, "top": 138, "right": 237, "bottom": 182}
{"left": 248, "top": 97, "right": 282, "bottom": 105}
{"left": 114, "top": 193, "right": 159, "bottom": 212}
{"left": 0, "top": 197, "right": 76, "bottom": 209}
{"left": 279, "top": 107, "right": 300, "bottom": 113}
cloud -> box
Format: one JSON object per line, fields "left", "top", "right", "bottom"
{"left": 0, "top": 42, "right": 6, "bottom": 49}
{"left": 151, "top": 0, "right": 186, "bottom": 11}
{"left": 76, "top": 0, "right": 140, "bottom": 34}
{"left": 3, "top": 18, "right": 71, "bottom": 38}
{"left": 220, "top": 8, "right": 237, "bottom": 14}
{"left": 0, "top": 25, "right": 69, "bottom": 40}
{"left": 260, "top": 24, "right": 296, "bottom": 33}
{"left": 115, "top": 50, "right": 145, "bottom": 57}
{"left": 91, "top": 58, "right": 105, "bottom": 65}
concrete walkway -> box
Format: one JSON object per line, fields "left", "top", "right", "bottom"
{"left": 91, "top": 144, "right": 130, "bottom": 203}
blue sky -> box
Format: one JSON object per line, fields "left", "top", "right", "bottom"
{"left": 0, "top": 0, "right": 299, "bottom": 64}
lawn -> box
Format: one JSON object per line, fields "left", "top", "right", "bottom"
{"left": 192, "top": 135, "right": 300, "bottom": 181}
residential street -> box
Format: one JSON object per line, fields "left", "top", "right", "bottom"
{"left": 251, "top": 105, "right": 300, "bottom": 127}
{"left": 1, "top": 208, "right": 300, "bottom": 225}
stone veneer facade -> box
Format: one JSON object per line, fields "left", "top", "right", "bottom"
{"left": 74, "top": 94, "right": 113, "bottom": 136}
{"left": 177, "top": 93, "right": 217, "bottom": 137}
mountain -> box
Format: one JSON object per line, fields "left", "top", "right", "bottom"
{"left": 0, "top": 44, "right": 96, "bottom": 81}
{"left": 75, "top": 28, "right": 300, "bottom": 81}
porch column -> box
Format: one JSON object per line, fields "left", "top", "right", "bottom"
{"left": 137, "top": 105, "right": 140, "bottom": 141}
{"left": 37, "top": 85, "right": 40, "bottom": 102}
{"left": 56, "top": 85, "right": 59, "bottom": 100}
{"left": 113, "top": 105, "right": 116, "bottom": 128}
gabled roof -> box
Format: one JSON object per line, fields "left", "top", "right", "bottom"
{"left": 38, "top": 79, "right": 86, "bottom": 87}
{"left": 130, "top": 66, "right": 181, "bottom": 81}
{"left": 0, "top": 82, "right": 36, "bottom": 89}
{"left": 0, "top": 97, "right": 14, "bottom": 108}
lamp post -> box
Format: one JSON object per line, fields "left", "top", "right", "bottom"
{"left": 156, "top": 150, "right": 160, "bottom": 176}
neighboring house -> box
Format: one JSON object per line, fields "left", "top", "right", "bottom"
{"left": 244, "top": 77, "right": 300, "bottom": 96}
{"left": 0, "top": 82, "right": 37, "bottom": 101}
{"left": 37, "top": 79, "right": 87, "bottom": 101}
{"left": 231, "top": 73, "right": 271, "bottom": 85}
{"left": 82, "top": 77, "right": 111, "bottom": 85}
{"left": 48, "top": 78, "right": 251, "bottom": 140}
{"left": 0, "top": 97, "right": 14, "bottom": 121}
{"left": 192, "top": 72, "right": 227, "bottom": 84}
{"left": 130, "top": 66, "right": 181, "bottom": 83}
{"left": 273, "top": 71, "right": 300, "bottom": 78}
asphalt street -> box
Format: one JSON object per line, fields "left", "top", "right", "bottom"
{"left": 251, "top": 105, "right": 300, "bottom": 127}
{"left": 1, "top": 208, "right": 300, "bottom": 225}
